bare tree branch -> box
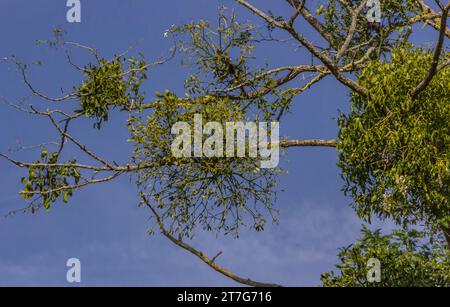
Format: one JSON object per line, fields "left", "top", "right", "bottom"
{"left": 416, "top": 0, "right": 450, "bottom": 37}
{"left": 335, "top": 0, "right": 368, "bottom": 60}
{"left": 411, "top": 2, "right": 450, "bottom": 99}
{"left": 286, "top": 0, "right": 335, "bottom": 44}
{"left": 233, "top": 0, "right": 368, "bottom": 96}
{"left": 280, "top": 139, "right": 337, "bottom": 148}
{"left": 141, "top": 194, "right": 283, "bottom": 287}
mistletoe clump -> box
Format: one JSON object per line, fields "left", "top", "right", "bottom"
{"left": 21, "top": 148, "right": 81, "bottom": 210}
{"left": 76, "top": 54, "right": 148, "bottom": 128}
{"left": 128, "top": 91, "right": 281, "bottom": 238}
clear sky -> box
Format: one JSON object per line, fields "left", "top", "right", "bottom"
{"left": 0, "top": 0, "right": 438, "bottom": 286}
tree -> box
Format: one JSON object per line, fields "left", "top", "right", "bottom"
{"left": 321, "top": 226, "right": 450, "bottom": 287}
{"left": 1, "top": 1, "right": 449, "bottom": 286}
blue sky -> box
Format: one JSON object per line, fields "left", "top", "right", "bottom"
{"left": 0, "top": 0, "right": 438, "bottom": 286}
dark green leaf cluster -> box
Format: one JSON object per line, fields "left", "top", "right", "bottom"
{"left": 321, "top": 226, "right": 450, "bottom": 287}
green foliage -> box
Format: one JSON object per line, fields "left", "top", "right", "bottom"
{"left": 173, "top": 8, "right": 294, "bottom": 121}
{"left": 317, "top": 0, "right": 419, "bottom": 61}
{"left": 76, "top": 54, "right": 148, "bottom": 128}
{"left": 338, "top": 48, "right": 450, "bottom": 234}
{"left": 21, "top": 148, "right": 80, "bottom": 210}
{"left": 322, "top": 226, "right": 450, "bottom": 287}
{"left": 129, "top": 91, "right": 281, "bottom": 238}
{"left": 173, "top": 9, "right": 256, "bottom": 92}
{"left": 11, "top": 5, "right": 450, "bottom": 286}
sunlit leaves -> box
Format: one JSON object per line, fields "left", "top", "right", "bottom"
{"left": 129, "top": 91, "right": 281, "bottom": 238}
{"left": 338, "top": 47, "right": 450, "bottom": 234}
{"left": 20, "top": 148, "right": 81, "bottom": 210}
{"left": 76, "top": 53, "right": 148, "bottom": 128}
